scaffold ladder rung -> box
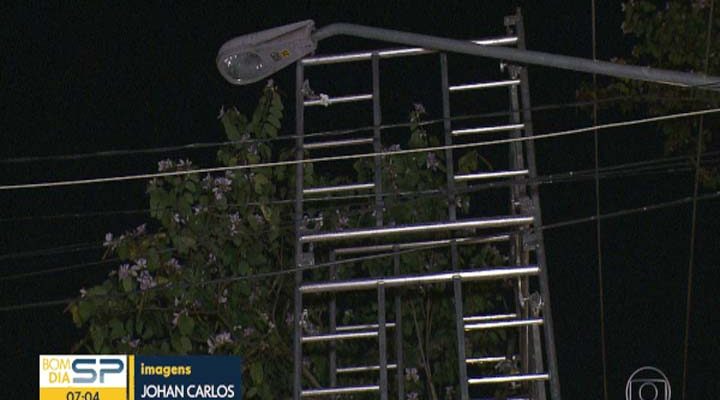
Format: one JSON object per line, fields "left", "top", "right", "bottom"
{"left": 463, "top": 313, "right": 518, "bottom": 323}
{"left": 336, "top": 322, "right": 396, "bottom": 331}
{"left": 452, "top": 123, "right": 524, "bottom": 136}
{"left": 449, "top": 79, "right": 520, "bottom": 92}
{"left": 300, "top": 266, "right": 539, "bottom": 294}
{"left": 333, "top": 234, "right": 511, "bottom": 255}
{"left": 466, "top": 356, "right": 512, "bottom": 364}
{"left": 300, "top": 36, "right": 518, "bottom": 66}
{"left": 464, "top": 318, "right": 544, "bottom": 331}
{"left": 299, "top": 216, "right": 533, "bottom": 243}
{"left": 304, "top": 94, "right": 372, "bottom": 107}
{"left": 301, "top": 386, "right": 380, "bottom": 397}
{"left": 468, "top": 373, "right": 549, "bottom": 385}
{"left": 454, "top": 169, "right": 529, "bottom": 182}
{"left": 304, "top": 138, "right": 373, "bottom": 150}
{"left": 303, "top": 183, "right": 375, "bottom": 195}
{"left": 302, "top": 331, "right": 378, "bottom": 343}
{"left": 337, "top": 364, "right": 398, "bottom": 374}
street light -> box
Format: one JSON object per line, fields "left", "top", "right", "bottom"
{"left": 217, "top": 20, "right": 720, "bottom": 90}
{"left": 216, "top": 20, "right": 316, "bottom": 85}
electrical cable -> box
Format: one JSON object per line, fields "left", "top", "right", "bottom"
{"left": 1, "top": 107, "right": 719, "bottom": 191}
{"left": 0, "top": 95, "right": 704, "bottom": 165}
{"left": 2, "top": 150, "right": 718, "bottom": 265}
{"left": 1, "top": 190, "right": 718, "bottom": 312}
{"left": 682, "top": 2, "right": 715, "bottom": 398}
{"left": 591, "top": 2, "right": 610, "bottom": 398}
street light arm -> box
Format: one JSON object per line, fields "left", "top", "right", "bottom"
{"left": 312, "top": 23, "right": 720, "bottom": 91}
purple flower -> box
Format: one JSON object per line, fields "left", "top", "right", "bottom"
{"left": 413, "top": 103, "right": 426, "bottom": 114}
{"left": 158, "top": 159, "right": 174, "bottom": 172}
{"left": 212, "top": 177, "right": 232, "bottom": 200}
{"left": 201, "top": 174, "right": 213, "bottom": 190}
{"left": 137, "top": 270, "right": 156, "bottom": 291}
{"left": 407, "top": 392, "right": 419, "bottom": 400}
{"left": 207, "top": 253, "right": 217, "bottom": 265}
{"left": 405, "top": 367, "right": 420, "bottom": 383}
{"left": 207, "top": 332, "right": 233, "bottom": 354}
{"left": 166, "top": 258, "right": 181, "bottom": 271}
{"left": 229, "top": 213, "right": 241, "bottom": 236}
{"left": 118, "top": 263, "right": 131, "bottom": 279}
{"left": 426, "top": 152, "right": 439, "bottom": 171}
{"left": 335, "top": 210, "right": 349, "bottom": 228}
{"left": 242, "top": 327, "right": 255, "bottom": 337}
{"left": 384, "top": 144, "right": 401, "bottom": 153}
{"left": 135, "top": 224, "right": 146, "bottom": 236}
{"left": 172, "top": 310, "right": 186, "bottom": 327}
{"left": 103, "top": 233, "right": 114, "bottom": 248}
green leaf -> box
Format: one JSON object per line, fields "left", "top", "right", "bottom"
{"left": 180, "top": 336, "right": 192, "bottom": 353}
{"left": 457, "top": 150, "right": 479, "bottom": 174}
{"left": 177, "top": 314, "right": 195, "bottom": 336}
{"left": 250, "top": 362, "right": 263, "bottom": 385}
{"left": 78, "top": 300, "right": 95, "bottom": 322}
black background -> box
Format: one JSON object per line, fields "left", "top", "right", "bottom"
{"left": 1, "top": 1, "right": 718, "bottom": 398}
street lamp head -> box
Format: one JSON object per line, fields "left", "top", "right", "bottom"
{"left": 217, "top": 20, "right": 317, "bottom": 85}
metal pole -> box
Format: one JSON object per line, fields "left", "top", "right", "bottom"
{"left": 515, "top": 9, "right": 562, "bottom": 400}
{"left": 453, "top": 276, "right": 470, "bottom": 400}
{"left": 378, "top": 282, "right": 388, "bottom": 400}
{"left": 312, "top": 23, "right": 720, "bottom": 90}
{"left": 372, "top": 53, "right": 384, "bottom": 226}
{"left": 329, "top": 251, "right": 337, "bottom": 389}
{"left": 393, "top": 250, "right": 405, "bottom": 400}
{"left": 441, "top": 52, "right": 470, "bottom": 400}
{"left": 293, "top": 62, "right": 306, "bottom": 400}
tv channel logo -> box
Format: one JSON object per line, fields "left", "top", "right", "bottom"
{"left": 625, "top": 366, "right": 671, "bottom": 400}
{"left": 39, "top": 355, "right": 128, "bottom": 400}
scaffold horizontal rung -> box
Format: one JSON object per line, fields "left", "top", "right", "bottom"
{"left": 465, "top": 356, "right": 510, "bottom": 364}
{"left": 465, "top": 318, "right": 544, "bottom": 331}
{"left": 301, "top": 385, "right": 380, "bottom": 397}
{"left": 304, "top": 138, "right": 373, "bottom": 150}
{"left": 304, "top": 94, "right": 372, "bottom": 107}
{"left": 333, "top": 234, "right": 511, "bottom": 255}
{"left": 463, "top": 313, "right": 518, "bottom": 323}
{"left": 449, "top": 79, "right": 520, "bottom": 91}
{"left": 300, "top": 36, "right": 518, "bottom": 66}
{"left": 454, "top": 170, "right": 529, "bottom": 182}
{"left": 452, "top": 123, "right": 525, "bottom": 136}
{"left": 300, "top": 266, "right": 539, "bottom": 294}
{"left": 300, "top": 216, "right": 533, "bottom": 243}
{"left": 468, "top": 373, "right": 549, "bottom": 385}
{"left": 337, "top": 364, "right": 398, "bottom": 374}
{"left": 336, "top": 322, "right": 396, "bottom": 331}
{"left": 302, "top": 331, "right": 378, "bottom": 343}
{"left": 303, "top": 183, "right": 375, "bottom": 195}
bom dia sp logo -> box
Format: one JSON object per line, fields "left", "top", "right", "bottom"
{"left": 39, "top": 355, "right": 128, "bottom": 400}
{"left": 40, "top": 355, "right": 242, "bottom": 400}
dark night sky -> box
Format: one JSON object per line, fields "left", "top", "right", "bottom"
{"left": 1, "top": 1, "right": 718, "bottom": 398}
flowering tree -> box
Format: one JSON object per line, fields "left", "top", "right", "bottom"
{"left": 71, "top": 83, "right": 507, "bottom": 400}
{"left": 582, "top": 0, "right": 720, "bottom": 187}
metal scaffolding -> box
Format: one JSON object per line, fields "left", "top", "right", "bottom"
{"left": 292, "top": 9, "right": 560, "bottom": 400}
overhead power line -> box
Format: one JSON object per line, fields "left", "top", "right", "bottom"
{"left": 2, "top": 150, "right": 718, "bottom": 267}
{"left": 0, "top": 95, "right": 703, "bottom": 165}
{"left": 1, "top": 190, "right": 718, "bottom": 312}
{"left": 1, "top": 150, "right": 718, "bottom": 269}
{"left": 1, "top": 107, "right": 719, "bottom": 192}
